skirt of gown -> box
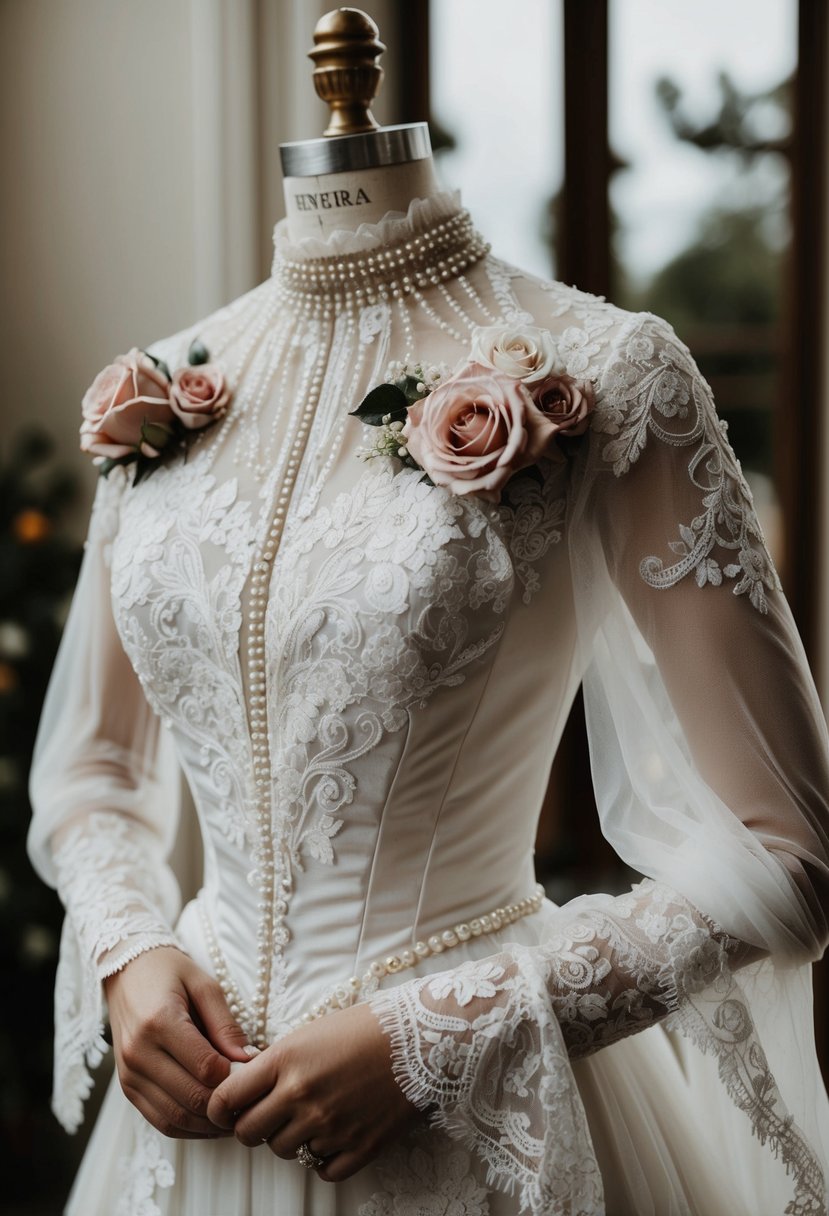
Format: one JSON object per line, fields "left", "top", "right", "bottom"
{"left": 65, "top": 1001, "right": 797, "bottom": 1216}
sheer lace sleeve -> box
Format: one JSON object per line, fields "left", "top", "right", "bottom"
{"left": 369, "top": 311, "right": 829, "bottom": 1215}
{"left": 27, "top": 471, "right": 185, "bottom": 1133}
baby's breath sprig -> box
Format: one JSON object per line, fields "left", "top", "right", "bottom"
{"left": 356, "top": 413, "right": 420, "bottom": 469}
{"left": 348, "top": 358, "right": 450, "bottom": 483}
{"left": 348, "top": 362, "right": 445, "bottom": 456}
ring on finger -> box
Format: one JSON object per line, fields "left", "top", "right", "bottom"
{"left": 296, "top": 1141, "right": 326, "bottom": 1169}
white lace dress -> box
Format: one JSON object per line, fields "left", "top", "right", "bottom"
{"left": 28, "top": 190, "right": 829, "bottom": 1216}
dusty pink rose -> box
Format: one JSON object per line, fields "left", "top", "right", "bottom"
{"left": 79, "top": 348, "right": 173, "bottom": 459}
{"left": 402, "top": 362, "right": 555, "bottom": 503}
{"left": 532, "top": 373, "right": 595, "bottom": 437}
{"left": 169, "top": 364, "right": 231, "bottom": 430}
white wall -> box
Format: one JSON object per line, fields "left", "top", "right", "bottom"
{"left": 0, "top": 0, "right": 202, "bottom": 524}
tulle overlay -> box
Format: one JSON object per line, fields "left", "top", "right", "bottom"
{"left": 28, "top": 191, "right": 829, "bottom": 1214}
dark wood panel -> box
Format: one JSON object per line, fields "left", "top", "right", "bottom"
{"left": 558, "top": 0, "right": 611, "bottom": 294}
{"left": 782, "top": 0, "right": 828, "bottom": 662}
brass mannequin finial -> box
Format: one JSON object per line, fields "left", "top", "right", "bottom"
{"left": 310, "top": 8, "right": 386, "bottom": 138}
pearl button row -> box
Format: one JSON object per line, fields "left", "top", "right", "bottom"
{"left": 198, "top": 884, "right": 545, "bottom": 1041}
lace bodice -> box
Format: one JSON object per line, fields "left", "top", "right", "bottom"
{"left": 28, "top": 190, "right": 829, "bottom": 1214}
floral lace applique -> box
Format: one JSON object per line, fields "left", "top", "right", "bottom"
{"left": 497, "top": 466, "right": 567, "bottom": 604}
{"left": 370, "top": 879, "right": 825, "bottom": 1216}
{"left": 51, "top": 811, "right": 182, "bottom": 1134}
{"left": 594, "top": 312, "right": 782, "bottom": 613}
{"left": 115, "top": 1111, "right": 175, "bottom": 1216}
{"left": 54, "top": 811, "right": 181, "bottom": 977}
{"left": 111, "top": 460, "right": 257, "bottom": 847}
{"left": 484, "top": 256, "right": 536, "bottom": 325}
{"left": 359, "top": 1139, "right": 491, "bottom": 1216}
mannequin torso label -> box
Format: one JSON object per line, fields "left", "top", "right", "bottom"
{"left": 284, "top": 158, "right": 444, "bottom": 238}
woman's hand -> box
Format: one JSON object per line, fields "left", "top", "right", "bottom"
{"left": 104, "top": 946, "right": 254, "bottom": 1139}
{"left": 207, "top": 1002, "right": 424, "bottom": 1181}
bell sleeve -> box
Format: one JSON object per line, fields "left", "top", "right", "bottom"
{"left": 27, "top": 469, "right": 185, "bottom": 1134}
{"left": 368, "top": 311, "right": 829, "bottom": 1216}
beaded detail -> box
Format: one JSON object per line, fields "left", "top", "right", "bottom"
{"left": 197, "top": 884, "right": 545, "bottom": 1039}
{"left": 271, "top": 209, "right": 491, "bottom": 319}
{"left": 241, "top": 339, "right": 331, "bottom": 1047}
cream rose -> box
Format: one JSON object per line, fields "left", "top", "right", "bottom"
{"left": 470, "top": 324, "right": 558, "bottom": 385}
{"left": 402, "top": 362, "right": 554, "bottom": 502}
{"left": 79, "top": 348, "right": 174, "bottom": 459}
{"left": 170, "top": 364, "right": 231, "bottom": 430}
{"left": 532, "top": 372, "right": 595, "bottom": 437}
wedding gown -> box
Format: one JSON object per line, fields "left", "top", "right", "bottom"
{"left": 27, "top": 189, "right": 829, "bottom": 1215}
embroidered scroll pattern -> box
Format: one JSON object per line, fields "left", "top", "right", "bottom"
{"left": 594, "top": 313, "right": 782, "bottom": 613}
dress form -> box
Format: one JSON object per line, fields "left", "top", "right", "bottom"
{"left": 27, "top": 12, "right": 829, "bottom": 1208}
{"left": 280, "top": 8, "right": 444, "bottom": 240}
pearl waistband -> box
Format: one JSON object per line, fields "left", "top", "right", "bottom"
{"left": 197, "top": 884, "right": 545, "bottom": 1044}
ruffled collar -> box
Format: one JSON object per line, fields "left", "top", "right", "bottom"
{"left": 271, "top": 189, "right": 467, "bottom": 266}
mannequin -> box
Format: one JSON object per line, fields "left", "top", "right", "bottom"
{"left": 27, "top": 6, "right": 829, "bottom": 1213}
{"left": 280, "top": 7, "right": 444, "bottom": 240}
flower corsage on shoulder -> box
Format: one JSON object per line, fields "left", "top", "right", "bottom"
{"left": 80, "top": 339, "right": 231, "bottom": 485}
{"left": 349, "top": 325, "right": 595, "bottom": 503}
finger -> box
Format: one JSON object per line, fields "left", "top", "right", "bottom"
{"left": 232, "top": 1096, "right": 292, "bottom": 1149}
{"left": 317, "top": 1147, "right": 375, "bottom": 1184}
{"left": 164, "top": 1002, "right": 238, "bottom": 1091}
{"left": 208, "top": 1053, "right": 278, "bottom": 1129}
{"left": 187, "top": 975, "right": 252, "bottom": 1062}
{"left": 131, "top": 1049, "right": 219, "bottom": 1120}
{"left": 122, "top": 1077, "right": 234, "bottom": 1139}
{"left": 121, "top": 989, "right": 238, "bottom": 1094}
{"left": 263, "top": 1118, "right": 341, "bottom": 1162}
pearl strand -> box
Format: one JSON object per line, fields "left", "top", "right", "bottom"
{"left": 436, "top": 281, "right": 483, "bottom": 333}
{"left": 456, "top": 273, "right": 498, "bottom": 323}
{"left": 243, "top": 336, "right": 329, "bottom": 1048}
{"left": 396, "top": 295, "right": 415, "bottom": 362}
{"left": 199, "top": 884, "right": 545, "bottom": 1038}
{"left": 231, "top": 324, "right": 291, "bottom": 472}
{"left": 409, "top": 287, "right": 466, "bottom": 343}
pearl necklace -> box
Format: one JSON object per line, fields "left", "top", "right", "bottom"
{"left": 199, "top": 884, "right": 545, "bottom": 1038}
{"left": 271, "top": 209, "right": 490, "bottom": 319}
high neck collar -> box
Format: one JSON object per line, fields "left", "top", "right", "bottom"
{"left": 270, "top": 189, "right": 490, "bottom": 318}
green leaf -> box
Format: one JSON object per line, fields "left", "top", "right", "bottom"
{"left": 188, "top": 338, "right": 210, "bottom": 366}
{"left": 97, "top": 453, "right": 135, "bottom": 479}
{"left": 132, "top": 456, "right": 154, "bottom": 487}
{"left": 348, "top": 383, "right": 408, "bottom": 426}
{"left": 398, "top": 375, "right": 430, "bottom": 404}
{"left": 140, "top": 419, "right": 174, "bottom": 450}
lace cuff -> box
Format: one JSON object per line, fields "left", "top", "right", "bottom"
{"left": 51, "top": 811, "right": 184, "bottom": 1132}
{"left": 369, "top": 880, "right": 824, "bottom": 1215}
